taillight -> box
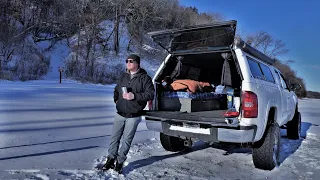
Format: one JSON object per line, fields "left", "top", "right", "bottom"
{"left": 147, "top": 100, "right": 153, "bottom": 110}
{"left": 242, "top": 91, "right": 258, "bottom": 118}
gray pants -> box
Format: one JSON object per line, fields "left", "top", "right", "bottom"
{"left": 107, "top": 113, "right": 141, "bottom": 164}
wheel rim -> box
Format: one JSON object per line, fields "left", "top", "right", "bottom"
{"left": 272, "top": 134, "right": 279, "bottom": 166}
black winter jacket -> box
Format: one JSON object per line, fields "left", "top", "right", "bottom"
{"left": 114, "top": 68, "right": 154, "bottom": 117}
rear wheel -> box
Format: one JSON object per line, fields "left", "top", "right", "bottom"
{"left": 287, "top": 111, "right": 301, "bottom": 139}
{"left": 160, "top": 133, "right": 186, "bottom": 152}
{"left": 252, "top": 123, "right": 280, "bottom": 170}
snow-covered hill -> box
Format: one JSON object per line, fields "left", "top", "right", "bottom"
{"left": 61, "top": 19, "right": 162, "bottom": 84}
{"left": 0, "top": 25, "right": 50, "bottom": 81}
{"left": 38, "top": 40, "right": 70, "bottom": 81}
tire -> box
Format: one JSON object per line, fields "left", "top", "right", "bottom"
{"left": 252, "top": 123, "right": 280, "bottom": 170}
{"left": 160, "top": 133, "right": 186, "bottom": 152}
{"left": 287, "top": 111, "right": 301, "bottom": 140}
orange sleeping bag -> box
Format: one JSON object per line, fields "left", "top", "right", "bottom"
{"left": 170, "top": 79, "right": 211, "bottom": 93}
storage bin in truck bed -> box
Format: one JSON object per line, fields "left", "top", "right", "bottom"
{"left": 159, "top": 91, "right": 227, "bottom": 112}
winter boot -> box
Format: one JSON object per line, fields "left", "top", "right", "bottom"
{"left": 102, "top": 157, "right": 115, "bottom": 171}
{"left": 114, "top": 161, "right": 124, "bottom": 174}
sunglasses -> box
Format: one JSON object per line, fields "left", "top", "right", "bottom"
{"left": 126, "top": 59, "right": 136, "bottom": 63}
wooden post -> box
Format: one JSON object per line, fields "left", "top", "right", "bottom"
{"left": 59, "top": 66, "right": 64, "bottom": 83}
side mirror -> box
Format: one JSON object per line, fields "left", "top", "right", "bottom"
{"left": 290, "top": 83, "right": 302, "bottom": 92}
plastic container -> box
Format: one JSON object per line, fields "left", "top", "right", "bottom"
{"left": 215, "top": 85, "right": 225, "bottom": 93}
{"left": 227, "top": 89, "right": 234, "bottom": 109}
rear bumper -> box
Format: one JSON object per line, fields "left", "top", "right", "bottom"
{"left": 144, "top": 116, "right": 257, "bottom": 143}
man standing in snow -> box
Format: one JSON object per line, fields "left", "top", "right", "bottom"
{"left": 102, "top": 54, "right": 154, "bottom": 173}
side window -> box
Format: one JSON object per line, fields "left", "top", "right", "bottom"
{"left": 259, "top": 63, "right": 275, "bottom": 83}
{"left": 278, "top": 72, "right": 289, "bottom": 90}
{"left": 273, "top": 70, "right": 281, "bottom": 84}
{"left": 247, "top": 58, "right": 264, "bottom": 80}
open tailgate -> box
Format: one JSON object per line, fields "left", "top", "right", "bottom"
{"left": 144, "top": 111, "right": 238, "bottom": 128}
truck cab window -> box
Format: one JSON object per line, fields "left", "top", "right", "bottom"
{"left": 279, "top": 73, "right": 289, "bottom": 90}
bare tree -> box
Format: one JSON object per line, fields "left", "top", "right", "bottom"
{"left": 245, "top": 31, "right": 289, "bottom": 58}
{"left": 244, "top": 31, "right": 306, "bottom": 96}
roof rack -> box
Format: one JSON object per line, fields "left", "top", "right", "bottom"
{"left": 234, "top": 37, "right": 275, "bottom": 65}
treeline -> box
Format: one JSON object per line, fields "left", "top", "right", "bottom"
{"left": 306, "top": 91, "right": 320, "bottom": 99}
{"left": 0, "top": 0, "right": 220, "bottom": 82}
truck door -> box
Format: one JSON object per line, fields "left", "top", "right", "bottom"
{"left": 277, "top": 72, "right": 292, "bottom": 123}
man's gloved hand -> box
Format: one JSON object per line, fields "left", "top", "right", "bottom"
{"left": 123, "top": 92, "right": 135, "bottom": 100}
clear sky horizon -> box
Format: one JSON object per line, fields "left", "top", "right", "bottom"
{"left": 180, "top": 0, "right": 320, "bottom": 92}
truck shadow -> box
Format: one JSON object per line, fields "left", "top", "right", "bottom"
{"left": 278, "top": 122, "right": 315, "bottom": 164}
{"left": 125, "top": 122, "right": 316, "bottom": 175}
{"left": 123, "top": 142, "right": 209, "bottom": 175}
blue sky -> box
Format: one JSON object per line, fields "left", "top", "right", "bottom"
{"left": 180, "top": 0, "right": 320, "bottom": 92}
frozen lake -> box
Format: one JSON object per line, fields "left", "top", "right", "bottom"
{"left": 0, "top": 80, "right": 319, "bottom": 179}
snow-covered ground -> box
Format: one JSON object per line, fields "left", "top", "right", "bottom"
{"left": 0, "top": 80, "right": 319, "bottom": 180}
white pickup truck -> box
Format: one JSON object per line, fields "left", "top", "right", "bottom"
{"left": 143, "top": 20, "right": 301, "bottom": 170}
